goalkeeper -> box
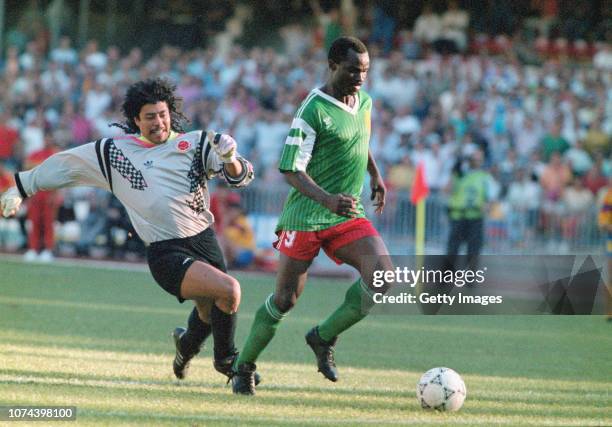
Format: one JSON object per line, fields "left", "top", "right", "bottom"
{"left": 231, "top": 37, "right": 393, "bottom": 395}
{"left": 1, "top": 78, "right": 256, "bottom": 383}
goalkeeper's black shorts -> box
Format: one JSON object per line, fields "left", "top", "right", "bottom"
{"left": 146, "top": 227, "right": 227, "bottom": 303}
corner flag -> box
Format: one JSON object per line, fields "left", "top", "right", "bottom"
{"left": 411, "top": 162, "right": 429, "bottom": 205}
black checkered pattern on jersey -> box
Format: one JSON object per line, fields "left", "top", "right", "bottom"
{"left": 187, "top": 134, "right": 209, "bottom": 214}
{"left": 108, "top": 141, "right": 148, "bottom": 190}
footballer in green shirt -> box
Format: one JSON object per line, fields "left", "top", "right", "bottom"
{"left": 232, "top": 36, "right": 393, "bottom": 395}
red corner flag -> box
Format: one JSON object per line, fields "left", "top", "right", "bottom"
{"left": 411, "top": 162, "right": 429, "bottom": 205}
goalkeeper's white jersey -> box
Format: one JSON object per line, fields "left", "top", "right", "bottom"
{"left": 15, "top": 130, "right": 254, "bottom": 244}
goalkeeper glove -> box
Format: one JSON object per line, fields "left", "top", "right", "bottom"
{"left": 209, "top": 132, "right": 237, "bottom": 163}
{"left": 1, "top": 187, "right": 23, "bottom": 218}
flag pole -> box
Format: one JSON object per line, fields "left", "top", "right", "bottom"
{"left": 415, "top": 199, "right": 425, "bottom": 256}
{"left": 411, "top": 162, "right": 429, "bottom": 312}
{"left": 411, "top": 161, "right": 429, "bottom": 257}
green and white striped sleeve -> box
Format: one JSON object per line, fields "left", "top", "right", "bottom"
{"left": 278, "top": 116, "right": 317, "bottom": 172}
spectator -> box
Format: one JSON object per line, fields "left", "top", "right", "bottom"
{"left": 593, "top": 44, "right": 612, "bottom": 71}
{"left": 446, "top": 150, "right": 491, "bottom": 271}
{"left": 514, "top": 117, "right": 542, "bottom": 160}
{"left": 75, "top": 190, "right": 110, "bottom": 256}
{"left": 398, "top": 30, "right": 421, "bottom": 60}
{"left": 540, "top": 121, "right": 570, "bottom": 162}
{"left": 564, "top": 140, "right": 593, "bottom": 176}
{"left": 210, "top": 184, "right": 239, "bottom": 234}
{"left": 0, "top": 160, "right": 17, "bottom": 248}
{"left": 596, "top": 175, "right": 612, "bottom": 320}
{"left": 540, "top": 152, "right": 572, "bottom": 202}
{"left": 0, "top": 160, "right": 13, "bottom": 193}
{"left": 23, "top": 134, "right": 58, "bottom": 262}
{"left": 583, "top": 118, "right": 610, "bottom": 157}
{"left": 221, "top": 199, "right": 256, "bottom": 269}
{"left": 83, "top": 40, "right": 108, "bottom": 70}
{"left": 437, "top": 0, "right": 470, "bottom": 53}
{"left": 0, "top": 110, "right": 20, "bottom": 168}
{"left": 50, "top": 36, "right": 78, "bottom": 65}
{"left": 369, "top": 0, "right": 396, "bottom": 54}
{"left": 310, "top": 0, "right": 342, "bottom": 52}
{"left": 413, "top": 3, "right": 442, "bottom": 48}
{"left": 387, "top": 155, "right": 415, "bottom": 192}
{"left": 505, "top": 168, "right": 541, "bottom": 246}
{"left": 84, "top": 81, "right": 112, "bottom": 120}
{"left": 21, "top": 112, "right": 46, "bottom": 159}
{"left": 560, "top": 177, "right": 593, "bottom": 240}
{"left": 583, "top": 165, "right": 608, "bottom": 196}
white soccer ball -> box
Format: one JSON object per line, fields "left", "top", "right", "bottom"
{"left": 416, "top": 367, "right": 466, "bottom": 411}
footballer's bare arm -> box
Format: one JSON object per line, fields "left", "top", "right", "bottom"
{"left": 367, "top": 150, "right": 386, "bottom": 214}
{"left": 223, "top": 159, "right": 243, "bottom": 178}
{"left": 283, "top": 170, "right": 358, "bottom": 218}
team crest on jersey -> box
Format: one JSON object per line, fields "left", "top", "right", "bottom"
{"left": 323, "top": 116, "right": 332, "bottom": 128}
{"left": 176, "top": 140, "right": 191, "bottom": 152}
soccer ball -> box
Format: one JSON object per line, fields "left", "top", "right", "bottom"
{"left": 416, "top": 367, "right": 466, "bottom": 411}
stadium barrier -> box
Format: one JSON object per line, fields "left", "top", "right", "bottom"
{"left": 239, "top": 183, "right": 606, "bottom": 255}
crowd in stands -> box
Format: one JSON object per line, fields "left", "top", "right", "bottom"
{"left": 0, "top": 0, "right": 610, "bottom": 262}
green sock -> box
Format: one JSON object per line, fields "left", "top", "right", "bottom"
{"left": 235, "top": 294, "right": 286, "bottom": 366}
{"left": 318, "top": 279, "right": 374, "bottom": 342}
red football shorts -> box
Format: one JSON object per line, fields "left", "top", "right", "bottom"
{"left": 273, "top": 218, "right": 379, "bottom": 265}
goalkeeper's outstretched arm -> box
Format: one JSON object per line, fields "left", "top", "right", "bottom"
{"left": 1, "top": 143, "right": 110, "bottom": 218}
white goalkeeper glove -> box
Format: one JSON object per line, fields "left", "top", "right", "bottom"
{"left": 1, "top": 187, "right": 23, "bottom": 218}
{"left": 209, "top": 131, "right": 237, "bottom": 163}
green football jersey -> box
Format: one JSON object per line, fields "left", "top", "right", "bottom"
{"left": 277, "top": 88, "right": 372, "bottom": 231}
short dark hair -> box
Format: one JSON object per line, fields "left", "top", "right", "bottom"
{"left": 110, "top": 78, "right": 188, "bottom": 134}
{"left": 328, "top": 36, "right": 368, "bottom": 64}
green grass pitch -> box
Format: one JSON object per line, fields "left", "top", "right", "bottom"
{"left": 0, "top": 260, "right": 610, "bottom": 426}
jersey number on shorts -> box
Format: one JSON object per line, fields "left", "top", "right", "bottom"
{"left": 283, "top": 231, "right": 297, "bottom": 248}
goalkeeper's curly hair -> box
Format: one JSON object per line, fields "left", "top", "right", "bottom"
{"left": 110, "top": 78, "right": 188, "bottom": 134}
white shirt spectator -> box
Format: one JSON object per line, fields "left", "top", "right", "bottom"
{"left": 21, "top": 120, "right": 45, "bottom": 157}
{"left": 84, "top": 86, "right": 112, "bottom": 120}
{"left": 254, "top": 113, "right": 287, "bottom": 169}
{"left": 40, "top": 64, "right": 71, "bottom": 95}
{"left": 487, "top": 173, "right": 502, "bottom": 201}
{"left": 562, "top": 183, "right": 594, "bottom": 214}
{"left": 50, "top": 37, "right": 78, "bottom": 65}
{"left": 506, "top": 178, "right": 541, "bottom": 210}
{"left": 85, "top": 51, "right": 108, "bottom": 70}
{"left": 514, "top": 121, "right": 542, "bottom": 158}
{"left": 564, "top": 144, "right": 593, "bottom": 175}
{"left": 413, "top": 9, "right": 442, "bottom": 44}
{"left": 593, "top": 45, "right": 612, "bottom": 71}
{"left": 379, "top": 131, "right": 403, "bottom": 165}
{"left": 412, "top": 144, "right": 444, "bottom": 191}
{"left": 19, "top": 42, "right": 39, "bottom": 71}
{"left": 392, "top": 107, "right": 420, "bottom": 136}
{"left": 371, "top": 68, "right": 415, "bottom": 110}
{"left": 440, "top": 4, "right": 469, "bottom": 50}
